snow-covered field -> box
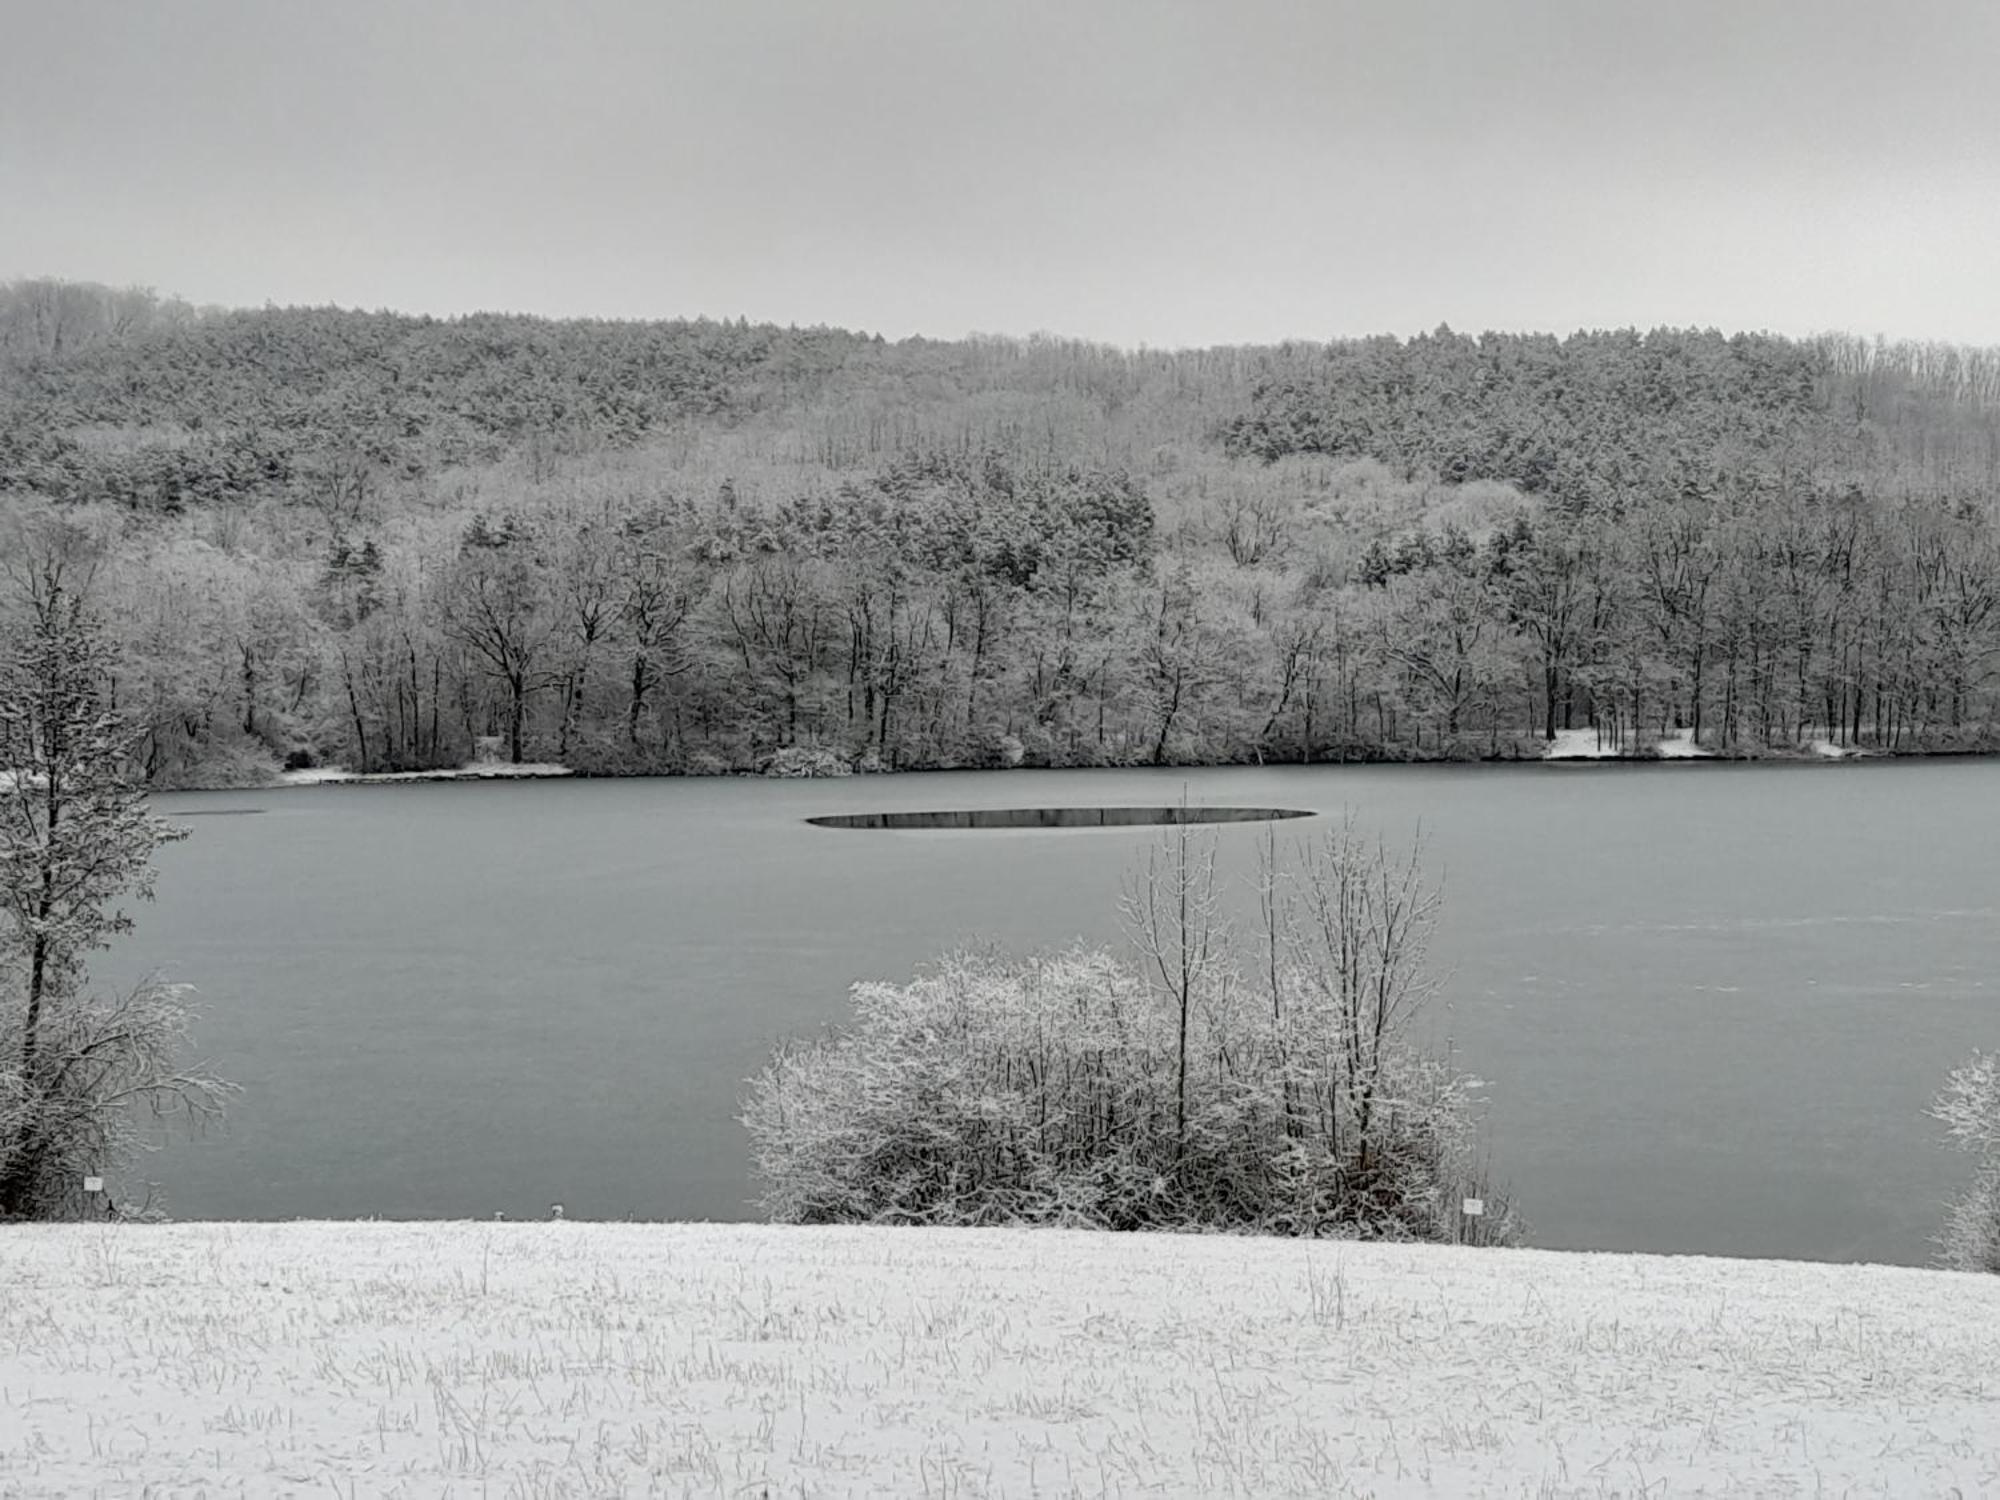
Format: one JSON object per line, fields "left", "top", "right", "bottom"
{"left": 3, "top": 1224, "right": 1996, "bottom": 1498}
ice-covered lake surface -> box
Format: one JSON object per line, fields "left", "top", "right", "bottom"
{"left": 124, "top": 760, "right": 1997, "bottom": 1264}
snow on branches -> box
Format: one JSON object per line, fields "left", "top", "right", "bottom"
{"left": 743, "top": 819, "right": 1514, "bottom": 1243}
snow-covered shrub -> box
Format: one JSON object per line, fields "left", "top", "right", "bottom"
{"left": 761, "top": 745, "right": 853, "bottom": 778}
{"left": 146, "top": 729, "right": 282, "bottom": 790}
{"left": 1938, "top": 1166, "right": 2000, "bottom": 1275}
{"left": 1933, "top": 1051, "right": 2000, "bottom": 1272}
{"left": 744, "top": 823, "right": 1515, "bottom": 1242}
{"left": 743, "top": 947, "right": 1507, "bottom": 1238}
{"left": 1013, "top": 725, "right": 1060, "bottom": 768}
{"left": 0, "top": 979, "right": 231, "bottom": 1220}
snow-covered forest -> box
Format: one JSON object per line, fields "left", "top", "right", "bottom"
{"left": 4, "top": 279, "right": 2000, "bottom": 785}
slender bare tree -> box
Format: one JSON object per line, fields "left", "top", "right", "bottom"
{"left": 1120, "top": 798, "right": 1226, "bottom": 1161}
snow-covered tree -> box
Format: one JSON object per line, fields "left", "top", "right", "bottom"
{"left": 1932, "top": 1051, "right": 2000, "bottom": 1273}
{"left": 0, "top": 513, "right": 229, "bottom": 1219}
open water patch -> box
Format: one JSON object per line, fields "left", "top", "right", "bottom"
{"left": 807, "top": 806, "right": 1315, "bottom": 831}
{"left": 168, "top": 808, "right": 268, "bottom": 817}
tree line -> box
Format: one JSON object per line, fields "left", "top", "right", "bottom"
{"left": 3, "top": 280, "right": 1999, "bottom": 782}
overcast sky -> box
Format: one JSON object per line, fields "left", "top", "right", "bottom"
{"left": 6, "top": 0, "right": 2000, "bottom": 347}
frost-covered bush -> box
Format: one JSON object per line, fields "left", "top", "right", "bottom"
{"left": 1933, "top": 1052, "right": 2000, "bottom": 1273}
{"left": 761, "top": 745, "right": 853, "bottom": 778}
{"left": 0, "top": 979, "right": 230, "bottom": 1220}
{"left": 146, "top": 729, "right": 282, "bottom": 790}
{"left": 743, "top": 948, "right": 1505, "bottom": 1238}
{"left": 1938, "top": 1166, "right": 2000, "bottom": 1276}
{"left": 743, "top": 823, "right": 1516, "bottom": 1242}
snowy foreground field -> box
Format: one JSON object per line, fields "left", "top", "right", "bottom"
{"left": 3, "top": 1224, "right": 1997, "bottom": 1498}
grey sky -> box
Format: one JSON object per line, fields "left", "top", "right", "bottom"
{"left": 6, "top": 0, "right": 2000, "bottom": 347}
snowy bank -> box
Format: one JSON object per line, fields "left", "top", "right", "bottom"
{"left": 1543, "top": 728, "right": 1714, "bottom": 760}
{"left": 1652, "top": 727, "right": 1712, "bottom": 759}
{"left": 1543, "top": 727, "right": 1628, "bottom": 759}
{"left": 2, "top": 1223, "right": 1995, "bottom": 1498}
{"left": 276, "top": 761, "right": 573, "bottom": 786}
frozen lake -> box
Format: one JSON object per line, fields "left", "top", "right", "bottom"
{"left": 123, "top": 760, "right": 1998, "bottom": 1264}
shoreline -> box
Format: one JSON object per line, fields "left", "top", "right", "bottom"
{"left": 145, "top": 741, "right": 2000, "bottom": 795}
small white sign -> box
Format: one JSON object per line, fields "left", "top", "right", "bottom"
{"left": 83, "top": 1176, "right": 104, "bottom": 1194}
{"left": 1462, "top": 1197, "right": 1485, "bottom": 1217}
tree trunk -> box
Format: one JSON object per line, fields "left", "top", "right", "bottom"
{"left": 628, "top": 654, "right": 650, "bottom": 746}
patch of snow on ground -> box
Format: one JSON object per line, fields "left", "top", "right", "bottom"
{"left": 1654, "top": 728, "right": 1712, "bottom": 758}
{"left": 2, "top": 1222, "right": 1996, "bottom": 1497}
{"left": 274, "top": 765, "right": 357, "bottom": 784}
{"left": 1543, "top": 727, "right": 1622, "bottom": 759}
{"left": 1813, "top": 739, "right": 1853, "bottom": 759}
{"left": 277, "top": 761, "right": 572, "bottom": 786}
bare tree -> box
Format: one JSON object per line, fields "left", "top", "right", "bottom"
{"left": 440, "top": 514, "right": 552, "bottom": 764}
{"left": 1120, "top": 799, "right": 1226, "bottom": 1161}
{"left": 548, "top": 514, "right": 618, "bottom": 761}
{"left": 1290, "top": 814, "right": 1443, "bottom": 1207}
{"left": 614, "top": 510, "right": 697, "bottom": 751}
{"left": 718, "top": 554, "right": 829, "bottom": 749}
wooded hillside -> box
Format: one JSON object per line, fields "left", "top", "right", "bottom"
{"left": 4, "top": 277, "right": 1998, "bottom": 783}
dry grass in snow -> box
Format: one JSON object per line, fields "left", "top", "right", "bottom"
{"left": 2, "top": 1222, "right": 1997, "bottom": 1498}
